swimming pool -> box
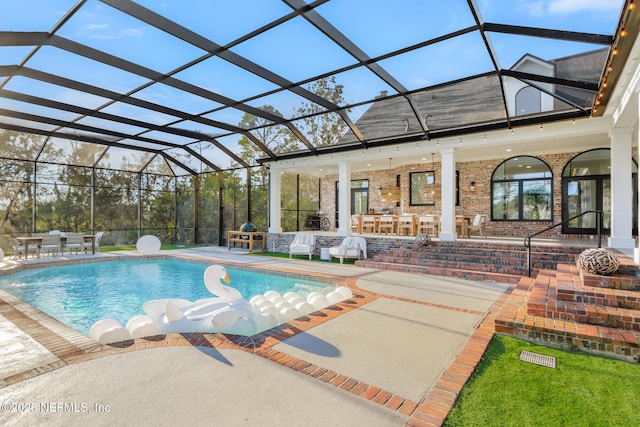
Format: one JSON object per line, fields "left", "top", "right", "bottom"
{"left": 0, "top": 259, "right": 330, "bottom": 335}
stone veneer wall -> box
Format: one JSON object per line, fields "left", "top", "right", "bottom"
{"left": 268, "top": 233, "right": 415, "bottom": 257}
{"left": 319, "top": 148, "right": 639, "bottom": 238}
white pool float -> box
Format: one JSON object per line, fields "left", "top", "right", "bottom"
{"left": 89, "top": 265, "right": 354, "bottom": 344}
{"left": 89, "top": 319, "right": 131, "bottom": 344}
{"left": 136, "top": 235, "right": 161, "bottom": 254}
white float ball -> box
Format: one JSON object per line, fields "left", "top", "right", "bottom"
{"left": 254, "top": 313, "right": 278, "bottom": 333}
{"left": 280, "top": 306, "right": 300, "bottom": 322}
{"left": 309, "top": 295, "right": 330, "bottom": 311}
{"left": 336, "top": 286, "right": 353, "bottom": 299}
{"left": 260, "top": 305, "right": 282, "bottom": 322}
{"left": 326, "top": 290, "right": 344, "bottom": 305}
{"left": 287, "top": 296, "right": 305, "bottom": 306}
{"left": 254, "top": 299, "right": 273, "bottom": 310}
{"left": 269, "top": 296, "right": 285, "bottom": 306}
{"left": 225, "top": 317, "right": 257, "bottom": 336}
{"left": 283, "top": 291, "right": 300, "bottom": 301}
{"left": 294, "top": 302, "right": 314, "bottom": 316}
{"left": 264, "top": 290, "right": 282, "bottom": 300}
{"left": 274, "top": 300, "right": 291, "bottom": 311}
{"left": 306, "top": 291, "right": 324, "bottom": 303}
{"left": 250, "top": 295, "right": 267, "bottom": 305}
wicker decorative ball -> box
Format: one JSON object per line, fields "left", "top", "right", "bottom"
{"left": 576, "top": 248, "right": 619, "bottom": 275}
{"left": 415, "top": 233, "right": 431, "bottom": 246}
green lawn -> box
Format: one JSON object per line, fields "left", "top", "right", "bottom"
{"left": 444, "top": 335, "right": 640, "bottom": 426}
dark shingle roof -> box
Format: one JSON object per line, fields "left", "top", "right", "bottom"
{"left": 344, "top": 49, "right": 607, "bottom": 144}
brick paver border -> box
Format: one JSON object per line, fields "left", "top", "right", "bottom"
{"left": 0, "top": 258, "right": 519, "bottom": 426}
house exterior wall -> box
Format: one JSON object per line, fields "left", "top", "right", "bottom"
{"left": 319, "top": 147, "right": 638, "bottom": 238}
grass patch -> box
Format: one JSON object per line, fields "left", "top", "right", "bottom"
{"left": 444, "top": 335, "right": 640, "bottom": 426}
{"left": 248, "top": 251, "right": 357, "bottom": 265}
{"left": 100, "top": 243, "right": 199, "bottom": 252}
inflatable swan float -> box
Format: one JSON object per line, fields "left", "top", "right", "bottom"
{"left": 89, "top": 264, "right": 352, "bottom": 344}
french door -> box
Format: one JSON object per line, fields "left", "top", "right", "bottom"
{"left": 561, "top": 176, "right": 610, "bottom": 234}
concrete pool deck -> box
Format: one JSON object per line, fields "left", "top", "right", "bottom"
{"left": 0, "top": 246, "right": 512, "bottom": 426}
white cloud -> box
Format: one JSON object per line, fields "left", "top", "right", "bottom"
{"left": 83, "top": 23, "right": 109, "bottom": 31}
{"left": 546, "top": 0, "right": 621, "bottom": 15}
{"left": 121, "top": 28, "right": 143, "bottom": 37}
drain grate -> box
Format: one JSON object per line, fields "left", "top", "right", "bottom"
{"left": 519, "top": 350, "right": 556, "bottom": 368}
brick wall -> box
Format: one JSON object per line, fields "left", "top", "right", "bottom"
{"left": 268, "top": 233, "right": 415, "bottom": 257}
{"left": 319, "top": 148, "right": 638, "bottom": 238}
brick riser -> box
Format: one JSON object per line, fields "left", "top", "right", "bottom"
{"left": 496, "top": 261, "right": 640, "bottom": 361}
{"left": 363, "top": 241, "right": 582, "bottom": 277}
{"left": 527, "top": 264, "right": 640, "bottom": 330}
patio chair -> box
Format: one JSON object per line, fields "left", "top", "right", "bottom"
{"left": 289, "top": 233, "right": 315, "bottom": 260}
{"left": 63, "top": 232, "right": 84, "bottom": 255}
{"left": 378, "top": 215, "right": 395, "bottom": 235}
{"left": 361, "top": 215, "right": 376, "bottom": 233}
{"left": 397, "top": 215, "right": 415, "bottom": 236}
{"left": 469, "top": 214, "right": 487, "bottom": 238}
{"left": 83, "top": 231, "right": 104, "bottom": 253}
{"left": 350, "top": 215, "right": 362, "bottom": 234}
{"left": 10, "top": 237, "right": 39, "bottom": 260}
{"left": 417, "top": 215, "right": 435, "bottom": 235}
{"left": 40, "top": 233, "right": 61, "bottom": 257}
{"left": 328, "top": 236, "right": 367, "bottom": 264}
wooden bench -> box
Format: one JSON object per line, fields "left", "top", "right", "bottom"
{"left": 227, "top": 231, "right": 266, "bottom": 253}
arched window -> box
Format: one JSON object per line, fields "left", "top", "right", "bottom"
{"left": 515, "top": 86, "right": 541, "bottom": 116}
{"left": 492, "top": 156, "right": 552, "bottom": 221}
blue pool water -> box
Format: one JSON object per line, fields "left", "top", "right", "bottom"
{"left": 0, "top": 259, "right": 328, "bottom": 335}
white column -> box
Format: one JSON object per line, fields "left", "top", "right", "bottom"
{"left": 268, "top": 166, "right": 282, "bottom": 234}
{"left": 337, "top": 160, "right": 351, "bottom": 237}
{"left": 439, "top": 148, "right": 456, "bottom": 241}
{"left": 609, "top": 128, "right": 635, "bottom": 250}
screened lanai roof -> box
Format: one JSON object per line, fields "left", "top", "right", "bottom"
{"left": 0, "top": 0, "right": 633, "bottom": 176}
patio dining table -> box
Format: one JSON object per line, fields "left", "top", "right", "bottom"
{"left": 15, "top": 234, "right": 96, "bottom": 259}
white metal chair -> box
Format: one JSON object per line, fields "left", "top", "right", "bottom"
{"left": 289, "top": 233, "right": 315, "bottom": 260}
{"left": 328, "top": 236, "right": 367, "bottom": 264}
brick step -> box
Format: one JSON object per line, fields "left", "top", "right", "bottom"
{"left": 545, "top": 299, "right": 640, "bottom": 330}
{"left": 354, "top": 260, "right": 522, "bottom": 284}
{"left": 388, "top": 246, "right": 576, "bottom": 261}
{"left": 420, "top": 241, "right": 586, "bottom": 254}
{"left": 372, "top": 248, "right": 576, "bottom": 276}
{"left": 495, "top": 259, "right": 640, "bottom": 361}
{"left": 394, "top": 242, "right": 585, "bottom": 256}
{"left": 384, "top": 249, "right": 574, "bottom": 269}
{"left": 526, "top": 266, "right": 640, "bottom": 330}
{"left": 371, "top": 254, "right": 528, "bottom": 276}
{"left": 494, "top": 313, "right": 640, "bottom": 360}
{"left": 553, "top": 264, "right": 640, "bottom": 309}
{"left": 580, "top": 271, "right": 640, "bottom": 291}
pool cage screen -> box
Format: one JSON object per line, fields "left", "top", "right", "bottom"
{"left": 0, "top": 130, "right": 271, "bottom": 249}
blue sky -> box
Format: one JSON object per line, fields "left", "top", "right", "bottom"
{"left": 0, "top": 0, "right": 627, "bottom": 170}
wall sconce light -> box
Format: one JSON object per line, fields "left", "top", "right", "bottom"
{"left": 470, "top": 181, "right": 476, "bottom": 193}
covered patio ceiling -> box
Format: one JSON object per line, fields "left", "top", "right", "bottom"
{"left": 0, "top": 0, "right": 632, "bottom": 176}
